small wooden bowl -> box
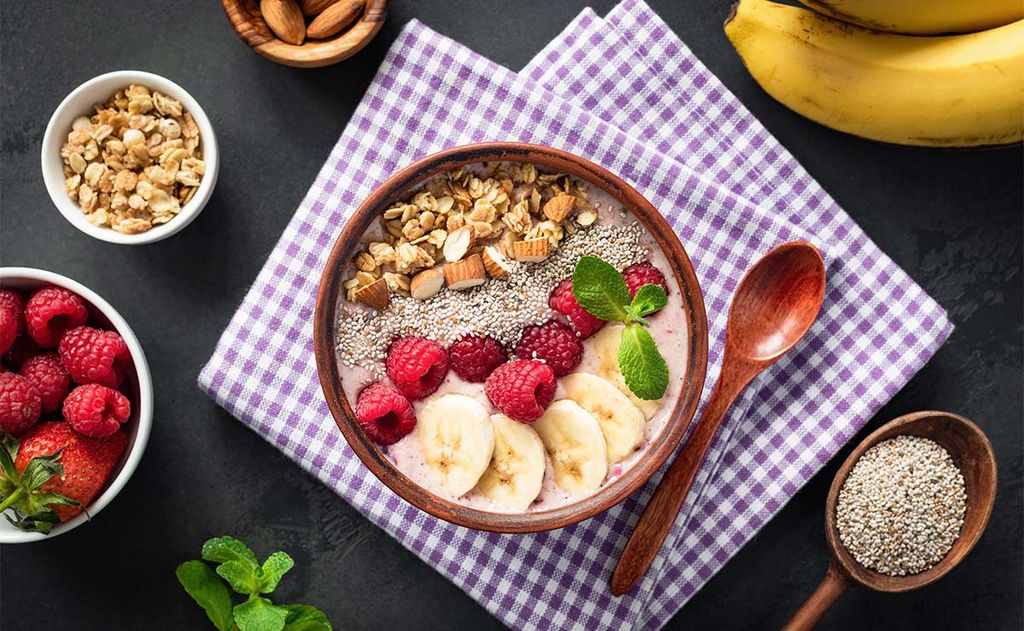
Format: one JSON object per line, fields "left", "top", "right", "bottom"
{"left": 313, "top": 142, "right": 709, "bottom": 533}
{"left": 784, "top": 410, "right": 997, "bottom": 629}
{"left": 221, "top": 0, "right": 388, "bottom": 68}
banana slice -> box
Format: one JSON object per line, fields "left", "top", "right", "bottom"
{"left": 561, "top": 372, "right": 646, "bottom": 464}
{"left": 532, "top": 399, "right": 608, "bottom": 494}
{"left": 417, "top": 394, "right": 495, "bottom": 497}
{"left": 591, "top": 324, "right": 664, "bottom": 420}
{"left": 475, "top": 414, "right": 546, "bottom": 511}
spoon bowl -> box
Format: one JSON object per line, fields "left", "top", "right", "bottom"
{"left": 783, "top": 410, "right": 997, "bottom": 629}
{"left": 726, "top": 241, "right": 826, "bottom": 361}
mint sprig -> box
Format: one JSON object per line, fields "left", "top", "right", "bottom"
{"left": 177, "top": 536, "right": 331, "bottom": 631}
{"left": 572, "top": 256, "right": 670, "bottom": 400}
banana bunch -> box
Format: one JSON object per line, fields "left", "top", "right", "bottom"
{"left": 417, "top": 335, "right": 657, "bottom": 510}
{"left": 725, "top": 0, "right": 1024, "bottom": 147}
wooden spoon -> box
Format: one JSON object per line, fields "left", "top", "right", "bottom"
{"left": 611, "top": 241, "right": 826, "bottom": 595}
{"left": 783, "top": 410, "right": 997, "bottom": 630}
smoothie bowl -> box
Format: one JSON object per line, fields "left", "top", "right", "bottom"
{"left": 314, "top": 143, "right": 708, "bottom": 532}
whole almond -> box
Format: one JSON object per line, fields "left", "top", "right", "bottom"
{"left": 261, "top": 0, "right": 305, "bottom": 45}
{"left": 299, "top": 0, "right": 340, "bottom": 16}
{"left": 307, "top": 0, "right": 364, "bottom": 39}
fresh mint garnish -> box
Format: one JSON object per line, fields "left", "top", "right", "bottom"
{"left": 618, "top": 323, "right": 670, "bottom": 400}
{"left": 571, "top": 256, "right": 670, "bottom": 400}
{"left": 178, "top": 536, "right": 331, "bottom": 631}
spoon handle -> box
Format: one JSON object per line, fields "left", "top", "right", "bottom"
{"left": 610, "top": 365, "right": 755, "bottom": 595}
{"left": 782, "top": 562, "right": 852, "bottom": 631}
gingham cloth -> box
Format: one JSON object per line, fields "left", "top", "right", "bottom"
{"left": 199, "top": 3, "right": 953, "bottom": 629}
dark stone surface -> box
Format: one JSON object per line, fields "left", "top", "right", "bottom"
{"left": 1, "top": 1, "right": 1020, "bottom": 629}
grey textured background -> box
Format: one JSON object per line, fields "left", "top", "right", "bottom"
{"left": 1, "top": 1, "right": 1021, "bottom": 629}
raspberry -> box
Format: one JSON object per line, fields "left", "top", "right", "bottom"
{"left": 62, "top": 383, "right": 131, "bottom": 438}
{"left": 548, "top": 276, "right": 605, "bottom": 339}
{"left": 25, "top": 287, "right": 89, "bottom": 348}
{"left": 59, "top": 326, "right": 131, "bottom": 388}
{"left": 622, "top": 261, "right": 669, "bottom": 297}
{"left": 0, "top": 289, "right": 25, "bottom": 355}
{"left": 19, "top": 353, "right": 71, "bottom": 414}
{"left": 448, "top": 334, "right": 507, "bottom": 383}
{"left": 386, "top": 336, "right": 449, "bottom": 400}
{"left": 355, "top": 382, "right": 417, "bottom": 445}
{"left": 515, "top": 320, "right": 583, "bottom": 377}
{"left": 484, "top": 360, "right": 556, "bottom": 423}
{"left": 0, "top": 373, "right": 41, "bottom": 433}
{"left": 3, "top": 335, "right": 39, "bottom": 369}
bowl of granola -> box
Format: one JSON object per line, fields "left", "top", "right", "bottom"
{"left": 313, "top": 143, "right": 709, "bottom": 532}
{"left": 41, "top": 70, "right": 218, "bottom": 244}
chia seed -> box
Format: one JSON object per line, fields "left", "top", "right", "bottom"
{"left": 835, "top": 435, "right": 967, "bottom": 576}
{"left": 335, "top": 222, "right": 648, "bottom": 379}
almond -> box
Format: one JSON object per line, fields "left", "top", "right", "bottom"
{"left": 481, "top": 246, "right": 512, "bottom": 278}
{"left": 512, "top": 237, "right": 550, "bottom": 262}
{"left": 306, "top": 0, "right": 364, "bottom": 39}
{"left": 410, "top": 267, "right": 445, "bottom": 300}
{"left": 299, "top": 0, "right": 339, "bottom": 16}
{"left": 354, "top": 277, "right": 389, "bottom": 310}
{"left": 260, "top": 0, "right": 305, "bottom": 45}
{"left": 442, "top": 225, "right": 475, "bottom": 262}
{"left": 543, "top": 194, "right": 576, "bottom": 222}
{"left": 444, "top": 254, "right": 487, "bottom": 290}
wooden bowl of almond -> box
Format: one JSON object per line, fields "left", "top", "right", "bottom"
{"left": 221, "top": 0, "right": 388, "bottom": 68}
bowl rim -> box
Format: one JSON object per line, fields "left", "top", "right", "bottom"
{"left": 0, "top": 267, "right": 154, "bottom": 543}
{"left": 40, "top": 69, "right": 220, "bottom": 245}
{"left": 313, "top": 142, "right": 709, "bottom": 533}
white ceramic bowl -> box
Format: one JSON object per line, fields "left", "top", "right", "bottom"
{"left": 0, "top": 268, "right": 153, "bottom": 542}
{"left": 41, "top": 70, "right": 219, "bottom": 245}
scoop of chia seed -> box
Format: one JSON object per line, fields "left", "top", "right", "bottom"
{"left": 835, "top": 435, "right": 967, "bottom": 576}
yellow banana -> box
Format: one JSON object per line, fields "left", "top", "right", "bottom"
{"left": 725, "top": 0, "right": 1024, "bottom": 147}
{"left": 799, "top": 0, "right": 1023, "bottom": 35}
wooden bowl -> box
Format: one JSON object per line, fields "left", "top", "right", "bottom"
{"left": 784, "top": 410, "right": 997, "bottom": 629}
{"left": 221, "top": 0, "right": 388, "bottom": 68}
{"left": 312, "top": 142, "right": 709, "bottom": 532}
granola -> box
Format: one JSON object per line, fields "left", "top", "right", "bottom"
{"left": 59, "top": 84, "right": 204, "bottom": 234}
{"left": 345, "top": 162, "right": 604, "bottom": 306}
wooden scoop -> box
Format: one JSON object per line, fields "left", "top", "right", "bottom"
{"left": 783, "top": 410, "right": 997, "bottom": 630}
{"left": 611, "top": 241, "right": 827, "bottom": 595}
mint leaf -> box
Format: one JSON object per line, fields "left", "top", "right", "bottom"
{"left": 176, "top": 561, "right": 235, "bottom": 631}
{"left": 618, "top": 323, "right": 669, "bottom": 400}
{"left": 630, "top": 284, "right": 667, "bottom": 318}
{"left": 572, "top": 256, "right": 630, "bottom": 321}
{"left": 259, "top": 552, "right": 295, "bottom": 594}
{"left": 203, "top": 536, "right": 259, "bottom": 567}
{"left": 218, "top": 559, "right": 261, "bottom": 595}
{"left": 282, "top": 604, "right": 333, "bottom": 631}
{"left": 234, "top": 597, "right": 289, "bottom": 631}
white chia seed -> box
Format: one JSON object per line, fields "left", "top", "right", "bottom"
{"left": 835, "top": 435, "right": 967, "bottom": 576}
{"left": 335, "top": 222, "right": 648, "bottom": 378}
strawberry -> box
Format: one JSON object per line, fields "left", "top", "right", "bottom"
{"left": 0, "top": 422, "right": 127, "bottom": 532}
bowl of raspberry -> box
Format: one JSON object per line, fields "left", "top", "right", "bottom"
{"left": 0, "top": 267, "right": 153, "bottom": 543}
{"left": 314, "top": 142, "right": 709, "bottom": 533}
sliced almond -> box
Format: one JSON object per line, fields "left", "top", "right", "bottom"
{"left": 355, "top": 278, "right": 389, "bottom": 310}
{"left": 444, "top": 254, "right": 487, "bottom": 290}
{"left": 576, "top": 209, "right": 598, "bottom": 226}
{"left": 481, "top": 246, "right": 512, "bottom": 278}
{"left": 442, "top": 225, "right": 476, "bottom": 262}
{"left": 543, "top": 194, "right": 576, "bottom": 222}
{"left": 410, "top": 267, "right": 446, "bottom": 300}
{"left": 512, "top": 237, "right": 550, "bottom": 263}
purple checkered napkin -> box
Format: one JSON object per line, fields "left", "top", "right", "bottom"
{"left": 199, "top": 5, "right": 952, "bottom": 630}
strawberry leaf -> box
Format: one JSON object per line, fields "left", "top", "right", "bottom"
{"left": 234, "top": 597, "right": 289, "bottom": 631}
{"left": 177, "top": 560, "right": 235, "bottom": 631}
